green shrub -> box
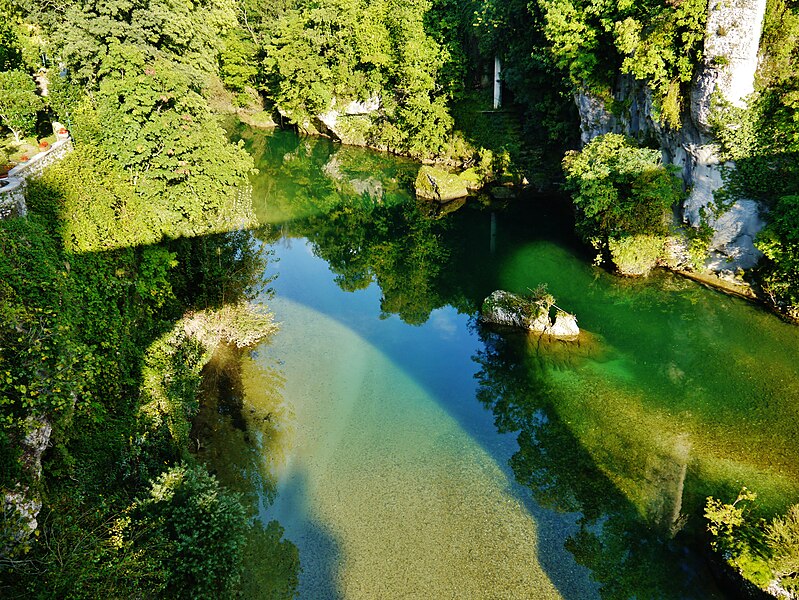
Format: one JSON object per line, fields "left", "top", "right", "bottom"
{"left": 563, "top": 133, "right": 683, "bottom": 274}
{"left": 608, "top": 234, "right": 667, "bottom": 276}
{"left": 766, "top": 504, "right": 799, "bottom": 593}
{"left": 132, "top": 463, "right": 247, "bottom": 599}
{"left": 706, "top": 489, "right": 799, "bottom": 594}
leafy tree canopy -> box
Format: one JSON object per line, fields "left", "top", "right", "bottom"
{"left": 562, "top": 133, "right": 682, "bottom": 240}
{"left": 0, "top": 69, "right": 42, "bottom": 142}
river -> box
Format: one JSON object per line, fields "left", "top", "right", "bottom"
{"left": 198, "top": 126, "right": 799, "bottom": 599}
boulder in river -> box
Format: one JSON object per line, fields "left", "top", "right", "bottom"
{"left": 415, "top": 165, "right": 468, "bottom": 202}
{"left": 481, "top": 289, "right": 579, "bottom": 340}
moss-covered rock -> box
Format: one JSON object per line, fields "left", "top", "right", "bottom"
{"left": 415, "top": 165, "right": 469, "bottom": 202}
{"left": 458, "top": 167, "right": 484, "bottom": 191}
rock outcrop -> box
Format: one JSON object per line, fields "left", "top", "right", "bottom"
{"left": 2, "top": 415, "right": 52, "bottom": 553}
{"left": 415, "top": 165, "right": 469, "bottom": 202}
{"left": 574, "top": 0, "right": 768, "bottom": 278}
{"left": 315, "top": 96, "right": 381, "bottom": 146}
{"left": 481, "top": 290, "right": 580, "bottom": 340}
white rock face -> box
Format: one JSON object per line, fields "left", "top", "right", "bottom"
{"left": 344, "top": 96, "right": 381, "bottom": 115}
{"left": 573, "top": 0, "right": 769, "bottom": 276}
{"left": 706, "top": 199, "right": 766, "bottom": 270}
{"left": 21, "top": 416, "right": 52, "bottom": 479}
{"left": 317, "top": 95, "right": 381, "bottom": 143}
{"left": 682, "top": 144, "right": 726, "bottom": 226}
{"left": 3, "top": 487, "right": 42, "bottom": 544}
{"left": 575, "top": 92, "right": 616, "bottom": 145}
{"left": 1, "top": 416, "right": 52, "bottom": 552}
{"left": 549, "top": 312, "right": 580, "bottom": 338}
{"left": 693, "top": 0, "right": 767, "bottom": 131}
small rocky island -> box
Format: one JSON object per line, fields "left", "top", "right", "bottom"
{"left": 481, "top": 288, "right": 580, "bottom": 340}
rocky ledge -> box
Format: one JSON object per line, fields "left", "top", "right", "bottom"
{"left": 481, "top": 290, "right": 580, "bottom": 340}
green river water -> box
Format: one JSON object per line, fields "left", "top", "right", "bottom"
{"left": 198, "top": 126, "right": 799, "bottom": 599}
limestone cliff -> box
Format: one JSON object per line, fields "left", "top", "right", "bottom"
{"left": 575, "top": 0, "right": 768, "bottom": 281}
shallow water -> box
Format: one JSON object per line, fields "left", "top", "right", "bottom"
{"left": 216, "top": 126, "right": 799, "bottom": 599}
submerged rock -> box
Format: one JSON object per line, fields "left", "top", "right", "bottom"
{"left": 481, "top": 290, "right": 579, "bottom": 340}
{"left": 414, "top": 166, "right": 468, "bottom": 202}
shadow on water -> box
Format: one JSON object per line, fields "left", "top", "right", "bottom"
{"left": 472, "top": 325, "right": 724, "bottom": 598}
{"left": 267, "top": 468, "right": 344, "bottom": 600}
{"left": 193, "top": 343, "right": 302, "bottom": 598}
{"left": 237, "top": 127, "right": 718, "bottom": 598}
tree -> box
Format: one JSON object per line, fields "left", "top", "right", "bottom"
{"left": 766, "top": 504, "right": 799, "bottom": 593}
{"left": 0, "top": 69, "right": 42, "bottom": 143}
{"left": 132, "top": 463, "right": 247, "bottom": 599}
{"left": 39, "top": 0, "right": 237, "bottom": 85}
{"left": 0, "top": 18, "right": 23, "bottom": 71}
{"left": 62, "top": 45, "right": 255, "bottom": 248}
{"left": 562, "top": 133, "right": 684, "bottom": 275}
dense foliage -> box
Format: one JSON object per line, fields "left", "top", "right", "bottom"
{"left": 0, "top": 0, "right": 292, "bottom": 596}
{"left": 562, "top": 133, "right": 683, "bottom": 274}
{"left": 706, "top": 489, "right": 799, "bottom": 594}
{"left": 0, "top": 166, "right": 275, "bottom": 596}
{"left": 0, "top": 69, "right": 41, "bottom": 142}
{"left": 476, "top": 0, "right": 706, "bottom": 129}
{"left": 0, "top": 0, "right": 798, "bottom": 593}
{"left": 258, "top": 0, "right": 456, "bottom": 157}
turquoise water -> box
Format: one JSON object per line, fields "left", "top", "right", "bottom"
{"left": 220, "top": 126, "right": 799, "bottom": 598}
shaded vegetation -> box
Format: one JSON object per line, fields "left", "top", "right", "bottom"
{"left": 0, "top": 0, "right": 297, "bottom": 597}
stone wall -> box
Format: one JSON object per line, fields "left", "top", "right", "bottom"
{"left": 0, "top": 137, "right": 73, "bottom": 219}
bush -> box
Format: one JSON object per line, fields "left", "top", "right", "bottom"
{"left": 562, "top": 133, "right": 683, "bottom": 274}
{"left": 131, "top": 463, "right": 247, "bottom": 599}
{"left": 608, "top": 234, "right": 667, "bottom": 276}
{"left": 766, "top": 504, "right": 799, "bottom": 593}
{"left": 706, "top": 488, "right": 799, "bottom": 594}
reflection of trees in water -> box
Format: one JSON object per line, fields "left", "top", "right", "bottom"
{"left": 193, "top": 342, "right": 299, "bottom": 598}
{"left": 472, "top": 326, "right": 720, "bottom": 599}
{"left": 305, "top": 200, "right": 455, "bottom": 324}
{"left": 247, "top": 128, "right": 479, "bottom": 325}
